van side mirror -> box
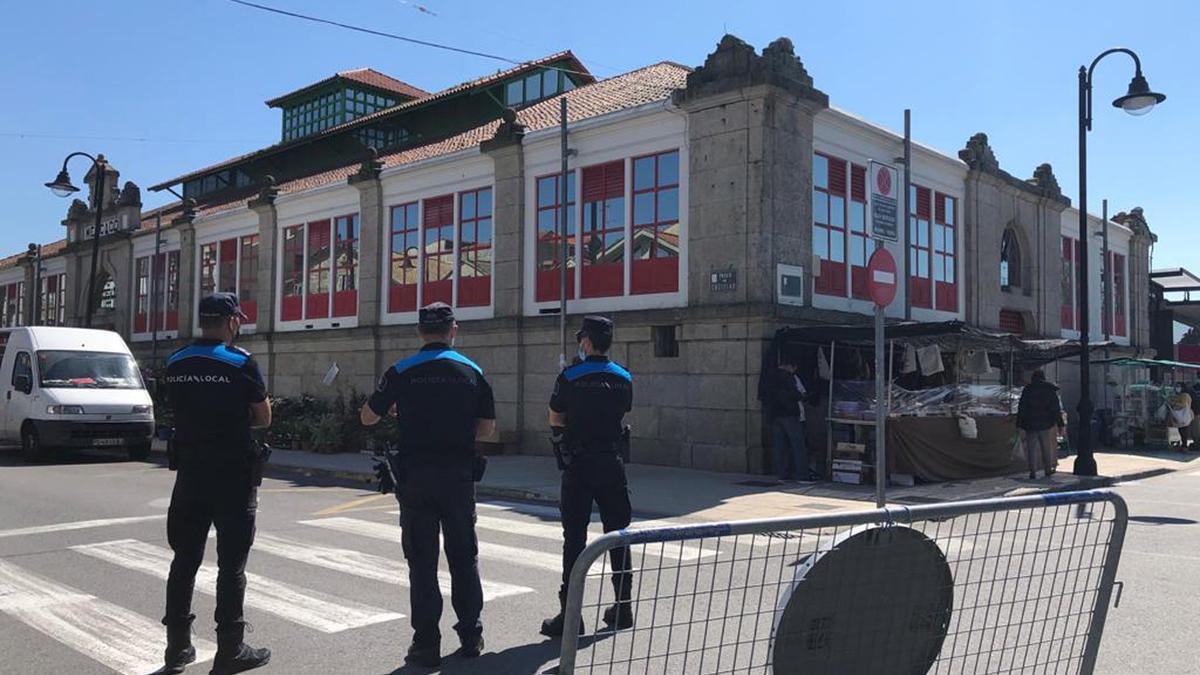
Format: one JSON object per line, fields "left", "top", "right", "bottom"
{"left": 13, "top": 373, "right": 31, "bottom": 395}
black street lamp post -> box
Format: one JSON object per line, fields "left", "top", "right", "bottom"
{"left": 1074, "top": 48, "right": 1165, "bottom": 476}
{"left": 45, "top": 152, "right": 108, "bottom": 328}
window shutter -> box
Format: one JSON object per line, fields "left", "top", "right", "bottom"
{"left": 828, "top": 159, "right": 847, "bottom": 196}
{"left": 850, "top": 165, "right": 866, "bottom": 202}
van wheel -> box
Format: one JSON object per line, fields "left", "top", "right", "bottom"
{"left": 21, "top": 424, "right": 48, "bottom": 463}
{"left": 127, "top": 442, "right": 151, "bottom": 462}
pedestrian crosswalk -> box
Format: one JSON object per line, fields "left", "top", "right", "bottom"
{"left": 0, "top": 497, "right": 692, "bottom": 675}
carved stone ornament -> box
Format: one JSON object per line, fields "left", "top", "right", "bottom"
{"left": 958, "top": 133, "right": 1000, "bottom": 173}
{"left": 1030, "top": 163, "right": 1062, "bottom": 199}
{"left": 67, "top": 199, "right": 89, "bottom": 220}
{"left": 675, "top": 34, "right": 827, "bottom": 107}
{"left": 116, "top": 181, "right": 142, "bottom": 208}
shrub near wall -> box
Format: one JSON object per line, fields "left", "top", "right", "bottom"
{"left": 265, "top": 390, "right": 398, "bottom": 453}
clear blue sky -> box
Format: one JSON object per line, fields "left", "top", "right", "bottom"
{"left": 1, "top": 0, "right": 1194, "bottom": 274}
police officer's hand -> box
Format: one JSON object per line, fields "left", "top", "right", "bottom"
{"left": 389, "top": 403, "right": 398, "bottom": 418}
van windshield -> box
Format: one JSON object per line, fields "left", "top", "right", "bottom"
{"left": 37, "top": 351, "right": 144, "bottom": 389}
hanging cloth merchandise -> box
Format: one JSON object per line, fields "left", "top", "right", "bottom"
{"left": 959, "top": 348, "right": 993, "bottom": 377}
{"left": 917, "top": 345, "right": 945, "bottom": 377}
{"left": 901, "top": 345, "right": 918, "bottom": 374}
{"left": 817, "top": 347, "right": 832, "bottom": 380}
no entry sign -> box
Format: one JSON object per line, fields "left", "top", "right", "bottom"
{"left": 867, "top": 247, "right": 898, "bottom": 308}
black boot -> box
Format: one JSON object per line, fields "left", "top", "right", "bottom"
{"left": 209, "top": 624, "right": 270, "bottom": 675}
{"left": 540, "top": 611, "right": 586, "bottom": 638}
{"left": 156, "top": 616, "right": 196, "bottom": 675}
{"left": 602, "top": 602, "right": 634, "bottom": 631}
{"left": 405, "top": 641, "right": 441, "bottom": 668}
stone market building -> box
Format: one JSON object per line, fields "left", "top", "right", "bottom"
{"left": 4, "top": 35, "right": 1157, "bottom": 473}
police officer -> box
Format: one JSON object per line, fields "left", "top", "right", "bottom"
{"left": 361, "top": 302, "right": 496, "bottom": 668}
{"left": 159, "top": 293, "right": 271, "bottom": 675}
{"left": 541, "top": 315, "right": 634, "bottom": 637}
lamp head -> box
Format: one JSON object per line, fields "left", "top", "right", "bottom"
{"left": 1112, "top": 72, "right": 1166, "bottom": 116}
{"left": 45, "top": 169, "right": 79, "bottom": 198}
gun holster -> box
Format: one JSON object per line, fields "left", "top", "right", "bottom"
{"left": 551, "top": 435, "right": 570, "bottom": 470}
{"left": 249, "top": 441, "right": 271, "bottom": 487}
{"left": 619, "top": 425, "right": 632, "bottom": 463}
{"left": 472, "top": 455, "right": 488, "bottom": 482}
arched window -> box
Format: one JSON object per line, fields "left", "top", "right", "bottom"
{"left": 1000, "top": 229, "right": 1021, "bottom": 289}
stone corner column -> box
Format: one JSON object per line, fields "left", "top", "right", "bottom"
{"left": 481, "top": 123, "right": 526, "bottom": 318}
{"left": 248, "top": 183, "right": 280, "bottom": 335}
{"left": 18, "top": 255, "right": 35, "bottom": 325}
{"left": 171, "top": 202, "right": 198, "bottom": 339}
{"left": 348, "top": 154, "right": 385, "bottom": 328}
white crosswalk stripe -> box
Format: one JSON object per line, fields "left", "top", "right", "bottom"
{"left": 0, "top": 514, "right": 165, "bottom": 539}
{"left": 300, "top": 517, "right": 565, "bottom": 571}
{"left": 0, "top": 558, "right": 216, "bottom": 675}
{"left": 253, "top": 532, "right": 532, "bottom": 600}
{"left": 72, "top": 539, "right": 404, "bottom": 633}
{"left": 471, "top": 514, "right": 713, "bottom": 561}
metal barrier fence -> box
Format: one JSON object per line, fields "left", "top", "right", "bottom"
{"left": 559, "top": 489, "right": 1127, "bottom": 675}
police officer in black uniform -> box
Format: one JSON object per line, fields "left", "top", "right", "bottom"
{"left": 159, "top": 293, "right": 271, "bottom": 675}
{"left": 361, "top": 302, "right": 496, "bottom": 668}
{"left": 541, "top": 315, "right": 635, "bottom": 637}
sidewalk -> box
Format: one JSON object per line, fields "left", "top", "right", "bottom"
{"left": 152, "top": 443, "right": 1199, "bottom": 522}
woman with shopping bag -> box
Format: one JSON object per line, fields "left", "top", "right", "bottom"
{"left": 1166, "top": 384, "right": 1194, "bottom": 451}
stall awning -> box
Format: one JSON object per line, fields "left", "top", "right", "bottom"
{"left": 1094, "top": 357, "right": 1200, "bottom": 370}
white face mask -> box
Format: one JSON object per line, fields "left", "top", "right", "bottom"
{"left": 577, "top": 346, "right": 587, "bottom": 362}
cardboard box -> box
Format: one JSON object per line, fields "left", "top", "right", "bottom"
{"left": 832, "top": 459, "right": 864, "bottom": 472}
{"left": 832, "top": 470, "right": 863, "bottom": 485}
{"left": 835, "top": 442, "right": 867, "bottom": 457}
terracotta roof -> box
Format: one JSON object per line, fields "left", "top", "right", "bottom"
{"left": 265, "top": 68, "right": 429, "bottom": 108}
{"left": 0, "top": 239, "right": 68, "bottom": 272}
{"left": 151, "top": 51, "right": 591, "bottom": 192}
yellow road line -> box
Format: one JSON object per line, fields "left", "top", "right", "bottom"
{"left": 313, "top": 493, "right": 392, "bottom": 517}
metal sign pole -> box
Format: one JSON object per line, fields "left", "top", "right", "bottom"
{"left": 874, "top": 238, "right": 886, "bottom": 508}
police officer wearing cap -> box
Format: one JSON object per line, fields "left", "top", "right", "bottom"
{"left": 361, "top": 302, "right": 496, "bottom": 668}
{"left": 541, "top": 315, "right": 635, "bottom": 637}
{"left": 159, "top": 293, "right": 271, "bottom": 675}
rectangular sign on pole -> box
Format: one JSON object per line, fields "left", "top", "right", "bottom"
{"left": 868, "top": 161, "right": 900, "bottom": 242}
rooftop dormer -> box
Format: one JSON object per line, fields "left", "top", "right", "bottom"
{"left": 266, "top": 68, "right": 429, "bottom": 142}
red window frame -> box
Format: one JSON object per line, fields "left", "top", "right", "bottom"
{"left": 218, "top": 239, "right": 238, "bottom": 294}
{"left": 630, "top": 150, "right": 680, "bottom": 295}
{"left": 456, "top": 188, "right": 492, "bottom": 308}
{"left": 134, "top": 257, "right": 150, "bottom": 333}
{"left": 1060, "top": 236, "right": 1073, "bottom": 329}
{"left": 933, "top": 193, "right": 958, "bottom": 312}
{"left": 1, "top": 282, "right": 22, "bottom": 327}
{"left": 999, "top": 309, "right": 1025, "bottom": 335}
{"left": 238, "top": 236, "right": 258, "bottom": 324}
{"left": 582, "top": 160, "right": 626, "bottom": 298}
{"left": 813, "top": 152, "right": 847, "bottom": 297}
{"left": 389, "top": 202, "right": 420, "bottom": 313}
{"left": 281, "top": 225, "right": 305, "bottom": 322}
{"left": 164, "top": 251, "right": 180, "bottom": 330}
{"left": 199, "top": 243, "right": 217, "bottom": 298}
{"left": 422, "top": 195, "right": 455, "bottom": 306}
{"left": 535, "top": 171, "right": 576, "bottom": 303}
{"left": 40, "top": 273, "right": 65, "bottom": 326}
{"left": 305, "top": 219, "right": 331, "bottom": 319}
{"left": 849, "top": 164, "right": 869, "bottom": 299}
{"left": 332, "top": 214, "right": 359, "bottom": 317}
{"left": 1113, "top": 252, "right": 1127, "bottom": 337}
{"left": 909, "top": 185, "right": 932, "bottom": 308}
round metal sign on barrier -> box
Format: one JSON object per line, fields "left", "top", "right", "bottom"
{"left": 772, "top": 525, "right": 953, "bottom": 674}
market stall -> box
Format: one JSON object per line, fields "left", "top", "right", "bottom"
{"left": 1093, "top": 357, "right": 1200, "bottom": 448}
{"left": 762, "top": 321, "right": 1101, "bottom": 485}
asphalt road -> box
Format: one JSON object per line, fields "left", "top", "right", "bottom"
{"left": 0, "top": 447, "right": 1193, "bottom": 675}
{"left": 1095, "top": 464, "right": 1200, "bottom": 674}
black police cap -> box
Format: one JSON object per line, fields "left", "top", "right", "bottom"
{"left": 575, "top": 315, "right": 613, "bottom": 340}
{"left": 418, "top": 302, "right": 455, "bottom": 327}
{"left": 198, "top": 292, "right": 248, "bottom": 319}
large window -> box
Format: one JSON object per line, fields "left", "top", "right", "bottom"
{"left": 583, "top": 161, "right": 625, "bottom": 298}
{"left": 1061, "top": 236, "right": 1083, "bottom": 331}
{"left": 1112, "top": 252, "right": 1127, "bottom": 337}
{"left": 813, "top": 153, "right": 847, "bottom": 297}
{"left": 933, "top": 193, "right": 957, "bottom": 312}
{"left": 535, "top": 171, "right": 576, "bottom": 303}
{"left": 457, "top": 188, "right": 493, "bottom": 307}
{"left": 849, "top": 164, "right": 868, "bottom": 299}
{"left": 279, "top": 218, "right": 356, "bottom": 323}
{"left": 1001, "top": 229, "right": 1021, "bottom": 289}
{"left": 422, "top": 195, "right": 455, "bottom": 306}
{"left": 281, "top": 88, "right": 399, "bottom": 142}
{"left": 196, "top": 236, "right": 257, "bottom": 325}
{"left": 134, "top": 251, "right": 181, "bottom": 333}
{"left": 631, "top": 150, "right": 679, "bottom": 295}
{"left": 39, "top": 273, "right": 66, "bottom": 326}
{"left": 908, "top": 185, "right": 933, "bottom": 309}
{"left": 0, "top": 281, "right": 24, "bottom": 327}
{"left": 389, "top": 202, "right": 420, "bottom": 313}
{"left": 503, "top": 68, "right": 575, "bottom": 107}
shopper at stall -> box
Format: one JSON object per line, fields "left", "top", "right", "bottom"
{"left": 767, "top": 360, "right": 816, "bottom": 481}
{"left": 1190, "top": 382, "right": 1200, "bottom": 449}
{"left": 1167, "top": 384, "right": 1194, "bottom": 451}
{"left": 1017, "top": 369, "right": 1063, "bottom": 478}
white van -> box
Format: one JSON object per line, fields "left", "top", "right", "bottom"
{"left": 0, "top": 327, "right": 154, "bottom": 462}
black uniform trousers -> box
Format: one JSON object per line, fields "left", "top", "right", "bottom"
{"left": 163, "top": 469, "right": 257, "bottom": 631}
{"left": 559, "top": 453, "right": 633, "bottom": 604}
{"left": 397, "top": 461, "right": 484, "bottom": 647}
